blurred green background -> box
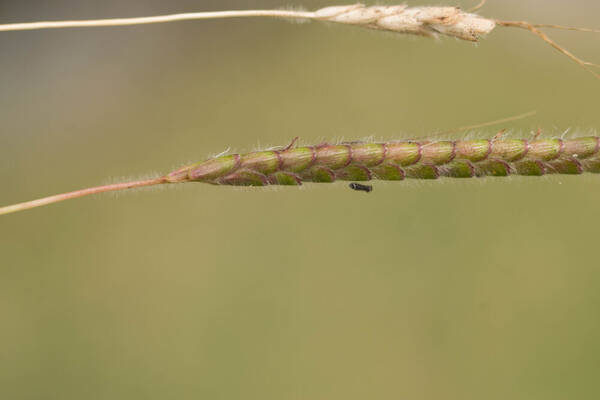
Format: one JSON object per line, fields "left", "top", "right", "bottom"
{"left": 1, "top": 0, "right": 600, "bottom": 398}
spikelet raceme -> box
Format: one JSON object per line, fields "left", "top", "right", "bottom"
{"left": 166, "top": 137, "right": 600, "bottom": 186}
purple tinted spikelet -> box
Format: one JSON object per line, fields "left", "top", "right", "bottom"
{"left": 165, "top": 137, "right": 600, "bottom": 187}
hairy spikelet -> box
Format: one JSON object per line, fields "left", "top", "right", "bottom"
{"left": 166, "top": 137, "right": 600, "bottom": 186}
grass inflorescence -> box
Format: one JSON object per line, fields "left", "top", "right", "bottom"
{"left": 1, "top": 135, "right": 599, "bottom": 216}
{"left": 0, "top": 2, "right": 598, "bottom": 77}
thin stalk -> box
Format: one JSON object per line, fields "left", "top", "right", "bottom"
{"left": 0, "top": 177, "right": 167, "bottom": 216}
{"left": 530, "top": 24, "right": 600, "bottom": 33}
{"left": 496, "top": 20, "right": 600, "bottom": 79}
{"left": 433, "top": 111, "right": 537, "bottom": 136}
{"left": 0, "top": 10, "right": 315, "bottom": 32}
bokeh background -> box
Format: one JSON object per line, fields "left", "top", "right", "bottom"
{"left": 1, "top": 0, "right": 600, "bottom": 398}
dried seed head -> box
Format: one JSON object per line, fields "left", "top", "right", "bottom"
{"left": 0, "top": 3, "right": 596, "bottom": 77}
{"left": 314, "top": 4, "right": 496, "bottom": 41}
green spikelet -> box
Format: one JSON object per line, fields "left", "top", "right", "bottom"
{"left": 166, "top": 137, "right": 600, "bottom": 186}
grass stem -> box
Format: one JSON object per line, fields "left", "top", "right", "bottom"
{"left": 0, "top": 10, "right": 315, "bottom": 32}
{"left": 0, "top": 177, "right": 167, "bottom": 216}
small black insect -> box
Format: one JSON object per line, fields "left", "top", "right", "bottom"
{"left": 349, "top": 183, "right": 373, "bottom": 193}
